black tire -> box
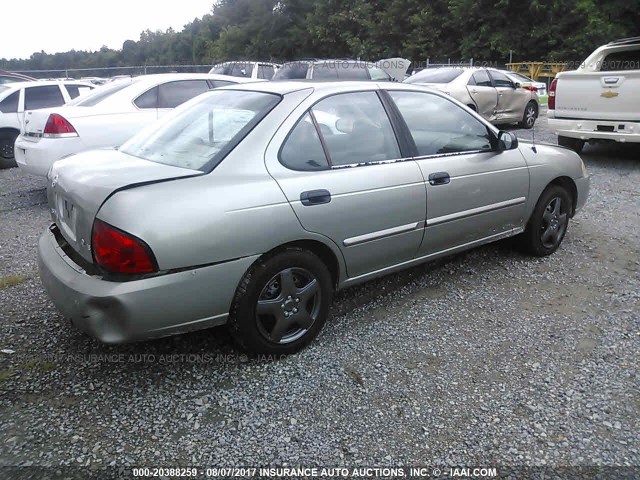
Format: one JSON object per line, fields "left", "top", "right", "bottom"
{"left": 228, "top": 247, "right": 333, "bottom": 355}
{"left": 558, "top": 135, "right": 585, "bottom": 154}
{"left": 520, "top": 185, "right": 572, "bottom": 256}
{"left": 0, "top": 130, "right": 19, "bottom": 169}
{"left": 519, "top": 101, "right": 538, "bottom": 129}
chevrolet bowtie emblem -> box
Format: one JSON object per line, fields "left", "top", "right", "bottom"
{"left": 601, "top": 91, "right": 619, "bottom": 98}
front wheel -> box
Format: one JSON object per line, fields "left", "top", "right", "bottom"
{"left": 558, "top": 135, "right": 585, "bottom": 154}
{"left": 0, "top": 130, "right": 19, "bottom": 169}
{"left": 228, "top": 248, "right": 333, "bottom": 355}
{"left": 520, "top": 185, "right": 572, "bottom": 256}
{"left": 519, "top": 101, "right": 538, "bottom": 129}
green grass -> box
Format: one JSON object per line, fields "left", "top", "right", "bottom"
{"left": 0, "top": 274, "right": 30, "bottom": 289}
{"left": 0, "top": 369, "right": 14, "bottom": 382}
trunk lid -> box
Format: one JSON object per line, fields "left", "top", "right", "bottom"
{"left": 48, "top": 149, "right": 201, "bottom": 263}
{"left": 554, "top": 70, "right": 640, "bottom": 121}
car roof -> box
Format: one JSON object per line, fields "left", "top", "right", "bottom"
{"left": 222, "top": 80, "right": 442, "bottom": 96}
{"left": 123, "top": 73, "right": 259, "bottom": 85}
{"left": 1, "top": 79, "right": 94, "bottom": 90}
{"left": 213, "top": 61, "right": 280, "bottom": 65}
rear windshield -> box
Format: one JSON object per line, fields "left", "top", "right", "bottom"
{"left": 273, "top": 63, "right": 309, "bottom": 80}
{"left": 405, "top": 68, "right": 464, "bottom": 84}
{"left": 66, "top": 78, "right": 134, "bottom": 106}
{"left": 120, "top": 90, "right": 281, "bottom": 172}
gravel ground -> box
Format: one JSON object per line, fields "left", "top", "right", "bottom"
{"left": 0, "top": 113, "right": 639, "bottom": 478}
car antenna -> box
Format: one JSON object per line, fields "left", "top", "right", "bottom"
{"left": 531, "top": 119, "right": 537, "bottom": 153}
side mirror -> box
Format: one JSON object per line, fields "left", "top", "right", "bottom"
{"left": 497, "top": 131, "right": 518, "bottom": 152}
{"left": 513, "top": 82, "right": 521, "bottom": 89}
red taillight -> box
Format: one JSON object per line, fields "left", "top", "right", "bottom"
{"left": 548, "top": 79, "right": 558, "bottom": 110}
{"left": 43, "top": 114, "right": 78, "bottom": 137}
{"left": 92, "top": 219, "right": 156, "bottom": 274}
{"left": 522, "top": 85, "right": 538, "bottom": 92}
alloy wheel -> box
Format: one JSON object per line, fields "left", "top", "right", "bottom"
{"left": 525, "top": 105, "right": 537, "bottom": 128}
{"left": 540, "top": 197, "right": 568, "bottom": 249}
{"left": 255, "top": 267, "right": 322, "bottom": 344}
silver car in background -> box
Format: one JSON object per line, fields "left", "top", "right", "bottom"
{"left": 405, "top": 67, "right": 540, "bottom": 128}
{"left": 38, "top": 81, "right": 589, "bottom": 354}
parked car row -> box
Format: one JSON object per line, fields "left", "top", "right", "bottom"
{"left": 2, "top": 59, "right": 550, "bottom": 172}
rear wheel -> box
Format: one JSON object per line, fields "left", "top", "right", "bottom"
{"left": 0, "top": 130, "right": 18, "bottom": 169}
{"left": 519, "top": 101, "right": 538, "bottom": 129}
{"left": 520, "top": 185, "right": 572, "bottom": 256}
{"left": 558, "top": 135, "right": 585, "bottom": 154}
{"left": 228, "top": 248, "right": 333, "bottom": 355}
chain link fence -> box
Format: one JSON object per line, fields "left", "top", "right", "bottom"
{"left": 13, "top": 65, "right": 213, "bottom": 80}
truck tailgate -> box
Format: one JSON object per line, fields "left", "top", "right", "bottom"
{"left": 555, "top": 71, "right": 640, "bottom": 121}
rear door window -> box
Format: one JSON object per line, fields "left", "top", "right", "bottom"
{"left": 24, "top": 85, "right": 65, "bottom": 110}
{"left": 0, "top": 91, "right": 19, "bottom": 113}
{"left": 311, "top": 91, "right": 401, "bottom": 166}
{"left": 489, "top": 70, "right": 514, "bottom": 88}
{"left": 157, "top": 80, "right": 210, "bottom": 108}
{"left": 472, "top": 70, "right": 493, "bottom": 87}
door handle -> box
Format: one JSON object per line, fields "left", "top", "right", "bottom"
{"left": 471, "top": 89, "right": 478, "bottom": 93}
{"left": 300, "top": 189, "right": 331, "bottom": 206}
{"left": 428, "top": 172, "right": 450, "bottom": 186}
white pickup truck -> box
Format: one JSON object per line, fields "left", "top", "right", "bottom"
{"left": 548, "top": 37, "right": 640, "bottom": 153}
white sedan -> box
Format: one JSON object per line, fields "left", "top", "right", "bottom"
{"left": 0, "top": 80, "right": 93, "bottom": 168}
{"left": 15, "top": 73, "right": 257, "bottom": 177}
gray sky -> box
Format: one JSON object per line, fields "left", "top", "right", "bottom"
{"left": 1, "top": 0, "right": 215, "bottom": 60}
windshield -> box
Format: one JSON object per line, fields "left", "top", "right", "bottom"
{"left": 120, "top": 89, "right": 281, "bottom": 172}
{"left": 66, "top": 78, "right": 135, "bottom": 106}
{"left": 405, "top": 68, "right": 464, "bottom": 84}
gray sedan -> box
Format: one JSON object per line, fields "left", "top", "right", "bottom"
{"left": 37, "top": 81, "right": 589, "bottom": 354}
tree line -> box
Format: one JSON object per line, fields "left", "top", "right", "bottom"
{"left": 2, "top": 0, "right": 638, "bottom": 75}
